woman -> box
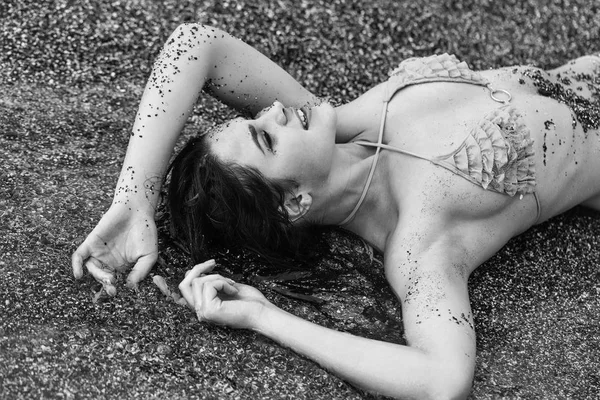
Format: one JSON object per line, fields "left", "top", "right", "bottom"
{"left": 72, "top": 23, "right": 600, "bottom": 399}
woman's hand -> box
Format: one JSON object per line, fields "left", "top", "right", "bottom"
{"left": 71, "top": 203, "right": 158, "bottom": 295}
{"left": 178, "top": 260, "right": 269, "bottom": 330}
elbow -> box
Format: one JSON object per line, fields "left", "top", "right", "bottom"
{"left": 165, "top": 23, "right": 223, "bottom": 68}
{"left": 377, "top": 366, "right": 473, "bottom": 400}
{"left": 168, "top": 23, "right": 229, "bottom": 60}
{"left": 422, "top": 367, "right": 473, "bottom": 400}
{"left": 171, "top": 23, "right": 224, "bottom": 41}
{"left": 171, "top": 22, "right": 206, "bottom": 41}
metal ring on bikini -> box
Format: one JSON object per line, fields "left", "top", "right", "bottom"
{"left": 487, "top": 85, "right": 512, "bottom": 104}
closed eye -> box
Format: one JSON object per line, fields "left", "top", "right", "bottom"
{"left": 249, "top": 125, "right": 264, "bottom": 154}
{"left": 263, "top": 131, "right": 274, "bottom": 152}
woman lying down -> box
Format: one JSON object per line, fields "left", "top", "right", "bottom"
{"left": 73, "top": 24, "right": 600, "bottom": 399}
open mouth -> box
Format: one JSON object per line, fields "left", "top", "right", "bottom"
{"left": 296, "top": 107, "right": 310, "bottom": 129}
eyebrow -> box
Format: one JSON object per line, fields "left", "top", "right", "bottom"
{"left": 248, "top": 125, "right": 264, "bottom": 154}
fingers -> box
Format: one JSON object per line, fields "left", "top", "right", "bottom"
{"left": 153, "top": 275, "right": 171, "bottom": 296}
{"left": 73, "top": 240, "right": 117, "bottom": 296}
{"left": 196, "top": 277, "right": 238, "bottom": 307}
{"left": 84, "top": 258, "right": 117, "bottom": 297}
{"left": 199, "top": 278, "right": 238, "bottom": 307}
{"left": 153, "top": 275, "right": 189, "bottom": 307}
{"left": 72, "top": 241, "right": 92, "bottom": 280}
{"left": 183, "top": 259, "right": 216, "bottom": 279}
{"left": 193, "top": 276, "right": 238, "bottom": 322}
{"left": 178, "top": 259, "right": 216, "bottom": 306}
{"left": 126, "top": 252, "right": 158, "bottom": 289}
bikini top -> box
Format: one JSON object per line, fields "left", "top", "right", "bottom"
{"left": 340, "top": 53, "right": 540, "bottom": 226}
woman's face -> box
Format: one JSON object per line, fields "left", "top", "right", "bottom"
{"left": 208, "top": 101, "right": 337, "bottom": 188}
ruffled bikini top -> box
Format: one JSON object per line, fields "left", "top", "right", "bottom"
{"left": 340, "top": 53, "right": 540, "bottom": 225}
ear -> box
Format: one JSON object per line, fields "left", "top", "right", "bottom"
{"left": 283, "top": 192, "right": 312, "bottom": 222}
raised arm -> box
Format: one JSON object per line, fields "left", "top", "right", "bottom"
{"left": 179, "top": 233, "right": 477, "bottom": 399}
{"left": 72, "top": 23, "right": 322, "bottom": 293}
{"left": 120, "top": 23, "right": 322, "bottom": 210}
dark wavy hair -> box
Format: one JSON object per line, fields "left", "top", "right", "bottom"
{"left": 167, "top": 133, "right": 307, "bottom": 263}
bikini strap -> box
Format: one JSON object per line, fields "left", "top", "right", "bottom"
{"left": 340, "top": 54, "right": 489, "bottom": 226}
{"left": 340, "top": 54, "right": 487, "bottom": 226}
{"left": 339, "top": 54, "right": 540, "bottom": 225}
{"left": 339, "top": 101, "right": 388, "bottom": 226}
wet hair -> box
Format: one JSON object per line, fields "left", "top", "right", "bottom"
{"left": 167, "top": 133, "right": 307, "bottom": 263}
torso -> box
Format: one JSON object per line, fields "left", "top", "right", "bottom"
{"left": 344, "top": 55, "right": 600, "bottom": 272}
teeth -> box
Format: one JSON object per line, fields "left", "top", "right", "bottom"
{"left": 298, "top": 109, "right": 308, "bottom": 128}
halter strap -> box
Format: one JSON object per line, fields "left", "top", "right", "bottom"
{"left": 338, "top": 53, "right": 542, "bottom": 225}
{"left": 339, "top": 101, "right": 388, "bottom": 226}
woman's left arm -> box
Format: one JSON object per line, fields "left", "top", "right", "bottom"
{"left": 180, "top": 248, "right": 476, "bottom": 400}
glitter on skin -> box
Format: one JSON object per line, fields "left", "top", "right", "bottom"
{"left": 522, "top": 67, "right": 600, "bottom": 133}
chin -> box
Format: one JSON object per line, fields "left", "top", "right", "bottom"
{"left": 316, "top": 99, "right": 335, "bottom": 114}
{"left": 313, "top": 102, "right": 337, "bottom": 134}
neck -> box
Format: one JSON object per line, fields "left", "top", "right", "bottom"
{"left": 306, "top": 101, "right": 378, "bottom": 224}
{"left": 308, "top": 142, "right": 394, "bottom": 253}
{"left": 309, "top": 135, "right": 381, "bottom": 225}
{"left": 304, "top": 101, "right": 397, "bottom": 250}
{"left": 315, "top": 144, "right": 373, "bottom": 225}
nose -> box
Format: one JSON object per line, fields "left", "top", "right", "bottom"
{"left": 257, "top": 101, "right": 286, "bottom": 126}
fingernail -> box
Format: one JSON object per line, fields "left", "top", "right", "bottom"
{"left": 126, "top": 278, "right": 139, "bottom": 290}
{"left": 176, "top": 297, "right": 188, "bottom": 307}
{"left": 102, "top": 278, "right": 116, "bottom": 296}
{"left": 105, "top": 285, "right": 117, "bottom": 297}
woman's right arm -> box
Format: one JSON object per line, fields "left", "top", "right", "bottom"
{"left": 72, "top": 24, "right": 322, "bottom": 293}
